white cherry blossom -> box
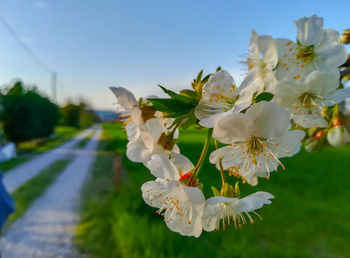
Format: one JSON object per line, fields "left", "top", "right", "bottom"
{"left": 194, "top": 70, "right": 250, "bottom": 128}
{"left": 239, "top": 30, "right": 278, "bottom": 101}
{"left": 275, "top": 15, "right": 348, "bottom": 81}
{"left": 210, "top": 101, "right": 305, "bottom": 186}
{"left": 202, "top": 191, "right": 274, "bottom": 231}
{"left": 110, "top": 87, "right": 179, "bottom": 163}
{"left": 273, "top": 71, "right": 350, "bottom": 128}
{"left": 141, "top": 154, "right": 205, "bottom": 237}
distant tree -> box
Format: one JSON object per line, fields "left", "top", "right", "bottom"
{"left": 0, "top": 80, "right": 60, "bottom": 143}
{"left": 60, "top": 101, "right": 99, "bottom": 128}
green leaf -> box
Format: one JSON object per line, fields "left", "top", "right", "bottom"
{"left": 211, "top": 186, "right": 221, "bottom": 197}
{"left": 147, "top": 98, "right": 193, "bottom": 117}
{"left": 181, "top": 110, "right": 198, "bottom": 129}
{"left": 254, "top": 92, "right": 274, "bottom": 103}
{"left": 196, "top": 70, "right": 203, "bottom": 83}
{"left": 216, "top": 66, "right": 222, "bottom": 72}
{"left": 180, "top": 89, "right": 198, "bottom": 100}
{"left": 202, "top": 74, "right": 211, "bottom": 83}
{"left": 158, "top": 85, "right": 198, "bottom": 105}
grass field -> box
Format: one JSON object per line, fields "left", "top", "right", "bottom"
{"left": 76, "top": 122, "right": 350, "bottom": 258}
{"left": 0, "top": 126, "right": 80, "bottom": 173}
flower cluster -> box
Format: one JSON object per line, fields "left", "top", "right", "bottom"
{"left": 110, "top": 15, "right": 350, "bottom": 237}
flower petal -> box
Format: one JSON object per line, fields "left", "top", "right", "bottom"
{"left": 246, "top": 101, "right": 290, "bottom": 138}
{"left": 126, "top": 136, "right": 151, "bottom": 162}
{"left": 146, "top": 154, "right": 179, "bottom": 180}
{"left": 109, "top": 87, "right": 138, "bottom": 110}
{"left": 295, "top": 15, "right": 323, "bottom": 46}
{"left": 237, "top": 191, "right": 274, "bottom": 213}
{"left": 170, "top": 153, "right": 195, "bottom": 175}
{"left": 213, "top": 113, "right": 253, "bottom": 143}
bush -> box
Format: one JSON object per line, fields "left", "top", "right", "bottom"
{"left": 60, "top": 101, "right": 98, "bottom": 128}
{"left": 1, "top": 81, "right": 60, "bottom": 143}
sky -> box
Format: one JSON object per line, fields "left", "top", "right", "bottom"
{"left": 0, "top": 0, "right": 349, "bottom": 110}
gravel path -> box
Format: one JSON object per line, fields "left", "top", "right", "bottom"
{"left": 3, "top": 128, "right": 94, "bottom": 193}
{"left": 0, "top": 126, "right": 102, "bottom": 258}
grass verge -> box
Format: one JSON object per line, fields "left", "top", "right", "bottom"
{"left": 0, "top": 126, "right": 81, "bottom": 173}
{"left": 3, "top": 159, "right": 71, "bottom": 231}
{"left": 76, "top": 132, "right": 94, "bottom": 148}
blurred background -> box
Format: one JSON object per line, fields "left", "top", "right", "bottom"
{"left": 0, "top": 1, "right": 350, "bottom": 257}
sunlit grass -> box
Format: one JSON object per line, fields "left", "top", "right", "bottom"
{"left": 76, "top": 122, "right": 350, "bottom": 258}
{"left": 0, "top": 126, "right": 81, "bottom": 173}
{"left": 76, "top": 131, "right": 94, "bottom": 148}
{"left": 18, "top": 126, "right": 81, "bottom": 154}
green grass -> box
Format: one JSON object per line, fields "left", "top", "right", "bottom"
{"left": 0, "top": 156, "right": 33, "bottom": 173}
{"left": 0, "top": 126, "right": 80, "bottom": 173}
{"left": 18, "top": 126, "right": 81, "bottom": 154}
{"left": 76, "top": 122, "right": 350, "bottom": 258}
{"left": 3, "top": 159, "right": 71, "bottom": 231}
{"left": 76, "top": 132, "right": 94, "bottom": 148}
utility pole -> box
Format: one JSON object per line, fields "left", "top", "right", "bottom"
{"left": 51, "top": 72, "right": 57, "bottom": 102}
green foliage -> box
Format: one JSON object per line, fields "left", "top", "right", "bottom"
{"left": 60, "top": 101, "right": 98, "bottom": 128}
{"left": 1, "top": 81, "right": 60, "bottom": 143}
{"left": 77, "top": 122, "right": 350, "bottom": 258}
{"left": 147, "top": 85, "right": 199, "bottom": 129}
{"left": 254, "top": 92, "right": 274, "bottom": 103}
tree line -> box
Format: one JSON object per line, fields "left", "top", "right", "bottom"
{"left": 0, "top": 80, "right": 99, "bottom": 144}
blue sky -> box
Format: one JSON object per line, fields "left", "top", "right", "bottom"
{"left": 0, "top": 0, "right": 349, "bottom": 110}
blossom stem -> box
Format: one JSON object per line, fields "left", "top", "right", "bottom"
{"left": 325, "top": 104, "right": 339, "bottom": 132}
{"left": 193, "top": 128, "right": 213, "bottom": 177}
{"left": 215, "top": 140, "right": 227, "bottom": 186}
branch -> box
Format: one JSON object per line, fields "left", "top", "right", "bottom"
{"left": 340, "top": 66, "right": 350, "bottom": 80}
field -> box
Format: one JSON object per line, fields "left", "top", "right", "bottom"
{"left": 76, "top": 122, "right": 350, "bottom": 258}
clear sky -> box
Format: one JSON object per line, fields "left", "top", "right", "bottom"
{"left": 0, "top": 0, "right": 349, "bottom": 110}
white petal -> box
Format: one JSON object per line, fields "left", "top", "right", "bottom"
{"left": 213, "top": 113, "right": 253, "bottom": 143}
{"left": 295, "top": 15, "right": 323, "bottom": 46}
{"left": 248, "top": 30, "right": 259, "bottom": 58}
{"left": 292, "top": 106, "right": 328, "bottom": 128}
{"left": 126, "top": 136, "right": 151, "bottom": 162}
{"left": 146, "top": 154, "right": 179, "bottom": 180}
{"left": 237, "top": 191, "right": 274, "bottom": 213}
{"left": 304, "top": 71, "right": 338, "bottom": 96}
{"left": 170, "top": 153, "right": 195, "bottom": 175}
{"left": 326, "top": 88, "right": 350, "bottom": 105}
{"left": 144, "top": 118, "right": 164, "bottom": 143}
{"left": 209, "top": 145, "right": 239, "bottom": 168}
{"left": 141, "top": 179, "right": 167, "bottom": 208}
{"left": 195, "top": 100, "right": 229, "bottom": 128}
{"left": 246, "top": 101, "right": 290, "bottom": 138}
{"left": 201, "top": 70, "right": 236, "bottom": 103}
{"left": 272, "top": 130, "right": 305, "bottom": 158}
{"left": 109, "top": 87, "right": 138, "bottom": 110}
{"left": 165, "top": 183, "right": 205, "bottom": 238}
{"left": 258, "top": 35, "right": 278, "bottom": 66}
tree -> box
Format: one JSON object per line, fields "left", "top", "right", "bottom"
{"left": 1, "top": 80, "right": 60, "bottom": 143}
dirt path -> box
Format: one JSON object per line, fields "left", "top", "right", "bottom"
{"left": 0, "top": 126, "right": 101, "bottom": 258}
{"left": 3, "top": 128, "right": 94, "bottom": 193}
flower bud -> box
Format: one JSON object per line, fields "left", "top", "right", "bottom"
{"left": 305, "top": 137, "right": 323, "bottom": 152}
{"left": 220, "top": 183, "right": 235, "bottom": 198}
{"left": 327, "top": 126, "right": 350, "bottom": 147}
{"left": 341, "top": 29, "right": 350, "bottom": 44}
